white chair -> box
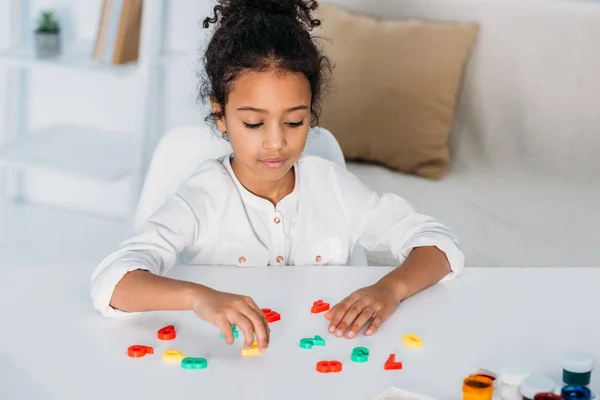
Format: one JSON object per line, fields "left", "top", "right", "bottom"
{"left": 133, "top": 124, "right": 368, "bottom": 266}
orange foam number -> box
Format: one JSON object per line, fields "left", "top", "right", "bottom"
{"left": 384, "top": 354, "right": 403, "bottom": 370}
{"left": 261, "top": 308, "right": 281, "bottom": 323}
{"left": 316, "top": 361, "right": 343, "bottom": 373}
{"left": 311, "top": 300, "right": 330, "bottom": 314}
{"left": 158, "top": 325, "right": 176, "bottom": 340}
{"left": 128, "top": 345, "right": 154, "bottom": 358}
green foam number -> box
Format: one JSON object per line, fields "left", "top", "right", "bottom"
{"left": 351, "top": 347, "right": 369, "bottom": 363}
{"left": 300, "top": 335, "right": 326, "bottom": 349}
{"left": 220, "top": 325, "right": 239, "bottom": 339}
{"left": 181, "top": 357, "right": 208, "bottom": 370}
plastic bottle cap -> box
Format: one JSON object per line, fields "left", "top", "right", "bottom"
{"left": 499, "top": 365, "right": 532, "bottom": 385}
{"left": 562, "top": 352, "right": 595, "bottom": 373}
{"left": 520, "top": 375, "right": 555, "bottom": 399}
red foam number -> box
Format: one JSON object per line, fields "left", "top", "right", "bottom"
{"left": 311, "top": 300, "right": 330, "bottom": 314}
{"left": 384, "top": 354, "right": 403, "bottom": 370}
{"left": 316, "top": 360, "right": 343, "bottom": 373}
{"left": 261, "top": 308, "right": 281, "bottom": 323}
{"left": 157, "top": 325, "right": 176, "bottom": 340}
{"left": 127, "top": 345, "right": 154, "bottom": 358}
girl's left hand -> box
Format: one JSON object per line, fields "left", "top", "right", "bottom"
{"left": 324, "top": 281, "right": 403, "bottom": 338}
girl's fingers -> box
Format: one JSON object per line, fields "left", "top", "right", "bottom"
{"left": 233, "top": 314, "right": 256, "bottom": 349}
{"left": 243, "top": 297, "right": 271, "bottom": 343}
{"left": 334, "top": 300, "right": 368, "bottom": 337}
{"left": 216, "top": 316, "right": 235, "bottom": 345}
{"left": 327, "top": 296, "right": 354, "bottom": 333}
{"left": 365, "top": 308, "right": 391, "bottom": 336}
{"left": 242, "top": 307, "right": 269, "bottom": 353}
{"left": 346, "top": 305, "right": 377, "bottom": 338}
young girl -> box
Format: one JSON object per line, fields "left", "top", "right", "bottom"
{"left": 90, "top": 0, "right": 464, "bottom": 354}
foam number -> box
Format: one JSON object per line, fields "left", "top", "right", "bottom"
{"left": 220, "top": 325, "right": 239, "bottom": 339}
{"left": 351, "top": 347, "right": 369, "bottom": 363}
{"left": 316, "top": 361, "right": 343, "bottom": 373}
{"left": 311, "top": 300, "right": 330, "bottom": 314}
{"left": 162, "top": 349, "right": 185, "bottom": 363}
{"left": 384, "top": 354, "right": 403, "bottom": 370}
{"left": 157, "top": 325, "right": 176, "bottom": 340}
{"left": 261, "top": 308, "right": 281, "bottom": 323}
{"left": 181, "top": 357, "right": 208, "bottom": 370}
{"left": 127, "top": 345, "right": 154, "bottom": 358}
{"left": 299, "top": 335, "right": 326, "bottom": 349}
{"left": 402, "top": 333, "right": 423, "bottom": 349}
{"left": 241, "top": 341, "right": 261, "bottom": 357}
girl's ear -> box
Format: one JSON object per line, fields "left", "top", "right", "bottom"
{"left": 210, "top": 98, "right": 227, "bottom": 133}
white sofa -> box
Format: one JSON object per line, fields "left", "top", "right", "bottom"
{"left": 324, "top": 0, "right": 600, "bottom": 267}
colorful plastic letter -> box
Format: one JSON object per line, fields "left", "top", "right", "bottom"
{"left": 384, "top": 354, "right": 403, "bottom": 370}
{"left": 316, "top": 361, "right": 343, "bottom": 373}
{"left": 127, "top": 345, "right": 154, "bottom": 358}
{"left": 351, "top": 347, "right": 369, "bottom": 363}
{"left": 311, "top": 300, "right": 330, "bottom": 314}
{"left": 162, "top": 349, "right": 185, "bottom": 363}
{"left": 181, "top": 357, "right": 208, "bottom": 370}
{"left": 157, "top": 325, "right": 176, "bottom": 340}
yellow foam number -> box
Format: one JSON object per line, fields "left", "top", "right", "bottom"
{"left": 402, "top": 333, "right": 424, "bottom": 349}
{"left": 162, "top": 349, "right": 185, "bottom": 363}
{"left": 241, "top": 341, "right": 261, "bottom": 357}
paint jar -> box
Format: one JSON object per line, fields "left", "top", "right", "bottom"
{"left": 561, "top": 385, "right": 592, "bottom": 400}
{"left": 533, "top": 394, "right": 563, "bottom": 400}
{"left": 463, "top": 374, "right": 494, "bottom": 400}
{"left": 520, "top": 375, "right": 555, "bottom": 400}
{"left": 562, "top": 352, "right": 594, "bottom": 387}
{"left": 498, "top": 366, "right": 531, "bottom": 400}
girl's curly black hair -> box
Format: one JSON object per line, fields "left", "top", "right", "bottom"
{"left": 199, "top": 0, "right": 332, "bottom": 128}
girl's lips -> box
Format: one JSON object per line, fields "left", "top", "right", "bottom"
{"left": 260, "top": 158, "right": 286, "bottom": 169}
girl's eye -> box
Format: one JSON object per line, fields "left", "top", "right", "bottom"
{"left": 244, "top": 122, "right": 263, "bottom": 129}
{"left": 287, "top": 120, "right": 304, "bottom": 127}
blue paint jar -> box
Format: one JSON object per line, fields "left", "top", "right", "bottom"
{"left": 561, "top": 385, "right": 591, "bottom": 400}
{"left": 562, "top": 352, "right": 594, "bottom": 386}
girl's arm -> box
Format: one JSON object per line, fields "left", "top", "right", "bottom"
{"left": 110, "top": 270, "right": 270, "bottom": 352}
{"left": 376, "top": 245, "right": 452, "bottom": 303}
{"left": 325, "top": 169, "right": 464, "bottom": 338}
{"left": 90, "top": 193, "right": 199, "bottom": 317}
{"left": 109, "top": 269, "right": 204, "bottom": 312}
{"left": 90, "top": 191, "right": 271, "bottom": 351}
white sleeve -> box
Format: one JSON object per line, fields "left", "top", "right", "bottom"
{"left": 338, "top": 170, "right": 464, "bottom": 281}
{"left": 89, "top": 194, "right": 199, "bottom": 317}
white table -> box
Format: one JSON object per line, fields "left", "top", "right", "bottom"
{"left": 0, "top": 264, "right": 598, "bottom": 400}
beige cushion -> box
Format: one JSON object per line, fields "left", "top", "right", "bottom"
{"left": 316, "top": 4, "right": 479, "bottom": 179}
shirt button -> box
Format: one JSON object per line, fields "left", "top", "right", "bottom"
{"left": 315, "top": 255, "right": 322, "bottom": 262}
{"left": 273, "top": 216, "right": 281, "bottom": 224}
{"left": 238, "top": 256, "right": 246, "bottom": 264}
{"left": 276, "top": 256, "right": 284, "bottom": 263}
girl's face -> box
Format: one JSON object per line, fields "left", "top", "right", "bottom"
{"left": 213, "top": 69, "right": 311, "bottom": 183}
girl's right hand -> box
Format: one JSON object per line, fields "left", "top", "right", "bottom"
{"left": 189, "top": 287, "right": 270, "bottom": 352}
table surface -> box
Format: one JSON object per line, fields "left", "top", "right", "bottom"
{"left": 0, "top": 264, "right": 598, "bottom": 400}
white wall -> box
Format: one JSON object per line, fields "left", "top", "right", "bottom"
{"left": 0, "top": 0, "right": 216, "bottom": 218}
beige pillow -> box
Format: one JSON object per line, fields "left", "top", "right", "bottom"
{"left": 316, "top": 4, "right": 479, "bottom": 179}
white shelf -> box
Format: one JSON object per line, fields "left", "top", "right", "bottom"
{"left": 0, "top": 124, "right": 138, "bottom": 182}
{"left": 0, "top": 45, "right": 185, "bottom": 77}
{"left": 0, "top": 201, "right": 128, "bottom": 267}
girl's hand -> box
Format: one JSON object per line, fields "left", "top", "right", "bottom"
{"left": 324, "top": 281, "right": 403, "bottom": 338}
{"left": 190, "top": 287, "right": 270, "bottom": 352}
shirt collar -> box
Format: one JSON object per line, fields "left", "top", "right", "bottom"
{"left": 222, "top": 153, "right": 300, "bottom": 212}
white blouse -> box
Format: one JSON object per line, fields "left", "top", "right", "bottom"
{"left": 90, "top": 154, "right": 465, "bottom": 317}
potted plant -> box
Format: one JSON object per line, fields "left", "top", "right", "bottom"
{"left": 34, "top": 10, "right": 61, "bottom": 58}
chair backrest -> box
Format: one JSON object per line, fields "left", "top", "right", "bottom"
{"left": 134, "top": 125, "right": 346, "bottom": 229}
